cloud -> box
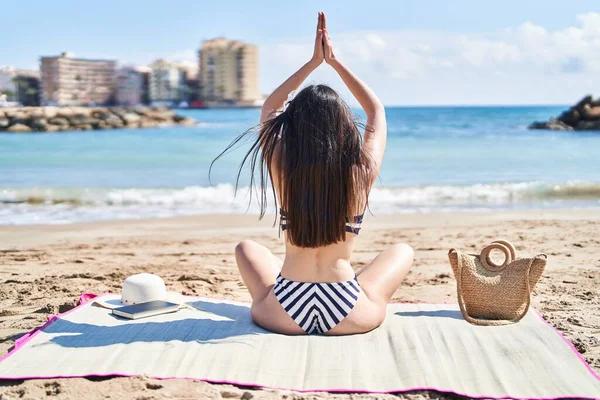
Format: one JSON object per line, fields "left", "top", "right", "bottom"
{"left": 261, "top": 12, "right": 600, "bottom": 105}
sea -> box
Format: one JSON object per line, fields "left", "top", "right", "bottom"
{"left": 1, "top": 106, "right": 599, "bottom": 225}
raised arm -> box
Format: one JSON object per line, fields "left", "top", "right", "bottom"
{"left": 260, "top": 13, "right": 325, "bottom": 123}
{"left": 322, "top": 13, "right": 387, "bottom": 171}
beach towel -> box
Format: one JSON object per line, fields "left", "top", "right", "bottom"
{"left": 0, "top": 294, "right": 598, "bottom": 399}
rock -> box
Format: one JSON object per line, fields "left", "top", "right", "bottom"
{"left": 30, "top": 108, "right": 46, "bottom": 119}
{"left": 70, "top": 117, "right": 99, "bottom": 126}
{"left": 56, "top": 108, "right": 74, "bottom": 118}
{"left": 574, "top": 95, "right": 593, "bottom": 111}
{"left": 3, "top": 108, "right": 19, "bottom": 118}
{"left": 178, "top": 118, "right": 196, "bottom": 126}
{"left": 9, "top": 117, "right": 29, "bottom": 126}
{"left": 7, "top": 123, "right": 32, "bottom": 133}
{"left": 31, "top": 119, "right": 48, "bottom": 131}
{"left": 576, "top": 120, "right": 600, "bottom": 130}
{"left": 0, "top": 106, "right": 195, "bottom": 133}
{"left": 529, "top": 95, "right": 600, "bottom": 131}
{"left": 72, "top": 107, "right": 92, "bottom": 118}
{"left": 49, "top": 117, "right": 70, "bottom": 126}
{"left": 221, "top": 391, "right": 241, "bottom": 398}
{"left": 102, "top": 113, "right": 120, "bottom": 122}
{"left": 95, "top": 122, "right": 110, "bottom": 130}
{"left": 145, "top": 107, "right": 175, "bottom": 122}
{"left": 44, "top": 107, "right": 59, "bottom": 119}
{"left": 528, "top": 119, "right": 573, "bottom": 131}
{"left": 122, "top": 113, "right": 141, "bottom": 124}
{"left": 581, "top": 104, "right": 600, "bottom": 120}
{"left": 145, "top": 382, "right": 163, "bottom": 390}
{"left": 105, "top": 117, "right": 124, "bottom": 128}
{"left": 557, "top": 108, "right": 580, "bottom": 127}
{"left": 9, "top": 111, "right": 27, "bottom": 120}
{"left": 154, "top": 106, "right": 170, "bottom": 113}
{"left": 45, "top": 125, "right": 60, "bottom": 133}
{"left": 108, "top": 107, "right": 127, "bottom": 118}
{"left": 133, "top": 106, "right": 151, "bottom": 116}
{"left": 92, "top": 109, "right": 116, "bottom": 120}
{"left": 9, "top": 111, "right": 29, "bottom": 126}
{"left": 139, "top": 121, "right": 159, "bottom": 129}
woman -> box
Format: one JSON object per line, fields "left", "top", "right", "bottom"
{"left": 213, "top": 12, "right": 414, "bottom": 335}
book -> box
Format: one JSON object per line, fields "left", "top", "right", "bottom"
{"left": 112, "top": 300, "right": 180, "bottom": 320}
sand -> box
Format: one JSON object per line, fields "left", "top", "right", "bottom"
{"left": 1, "top": 210, "right": 599, "bottom": 399}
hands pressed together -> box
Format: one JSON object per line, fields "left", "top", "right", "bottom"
{"left": 311, "top": 12, "right": 337, "bottom": 67}
{"left": 262, "top": 11, "right": 383, "bottom": 129}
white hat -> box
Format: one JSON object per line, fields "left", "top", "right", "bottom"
{"left": 121, "top": 273, "right": 167, "bottom": 305}
{"left": 93, "top": 273, "right": 185, "bottom": 310}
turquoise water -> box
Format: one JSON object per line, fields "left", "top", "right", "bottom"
{"left": 1, "top": 106, "right": 599, "bottom": 224}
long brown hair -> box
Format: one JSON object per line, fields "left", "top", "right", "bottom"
{"left": 211, "top": 84, "right": 374, "bottom": 248}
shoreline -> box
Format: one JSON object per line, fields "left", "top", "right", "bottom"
{"left": 1, "top": 208, "right": 599, "bottom": 247}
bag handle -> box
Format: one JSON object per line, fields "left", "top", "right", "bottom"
{"left": 456, "top": 247, "right": 533, "bottom": 326}
{"left": 490, "top": 240, "right": 516, "bottom": 260}
{"left": 479, "top": 240, "right": 515, "bottom": 271}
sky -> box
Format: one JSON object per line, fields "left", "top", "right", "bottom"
{"left": 2, "top": 0, "right": 600, "bottom": 105}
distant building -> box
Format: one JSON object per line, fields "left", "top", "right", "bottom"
{"left": 176, "top": 63, "right": 199, "bottom": 104}
{"left": 116, "top": 67, "right": 143, "bottom": 106}
{"left": 198, "top": 38, "right": 259, "bottom": 105}
{"left": 0, "top": 66, "right": 41, "bottom": 106}
{"left": 149, "top": 59, "right": 184, "bottom": 105}
{"left": 14, "top": 70, "right": 41, "bottom": 106}
{"left": 40, "top": 52, "right": 116, "bottom": 106}
{"left": 140, "top": 70, "right": 151, "bottom": 105}
{"left": 0, "top": 66, "right": 17, "bottom": 97}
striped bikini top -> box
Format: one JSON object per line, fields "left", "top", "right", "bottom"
{"left": 279, "top": 209, "right": 364, "bottom": 235}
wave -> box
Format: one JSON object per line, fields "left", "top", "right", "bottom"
{"left": 2, "top": 182, "right": 600, "bottom": 208}
{"left": 370, "top": 182, "right": 600, "bottom": 205}
{"left": 1, "top": 182, "right": 599, "bottom": 225}
{"left": 0, "top": 185, "right": 255, "bottom": 210}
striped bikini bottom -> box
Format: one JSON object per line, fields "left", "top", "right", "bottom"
{"left": 273, "top": 273, "right": 361, "bottom": 335}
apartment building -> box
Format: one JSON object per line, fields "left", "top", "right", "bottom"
{"left": 148, "top": 59, "right": 184, "bottom": 105}
{"left": 40, "top": 52, "right": 116, "bottom": 106}
{"left": 0, "top": 66, "right": 41, "bottom": 106}
{"left": 116, "top": 67, "right": 143, "bottom": 106}
{"left": 0, "top": 66, "right": 17, "bottom": 95}
{"left": 198, "top": 38, "right": 259, "bottom": 105}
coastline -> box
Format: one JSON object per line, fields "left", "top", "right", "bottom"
{"left": 1, "top": 209, "right": 598, "bottom": 399}
{"left": 0, "top": 106, "right": 196, "bottom": 133}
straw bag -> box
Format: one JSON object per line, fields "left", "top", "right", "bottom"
{"left": 448, "top": 240, "right": 547, "bottom": 326}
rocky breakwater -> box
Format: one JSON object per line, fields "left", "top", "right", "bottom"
{"left": 0, "top": 106, "right": 197, "bottom": 133}
{"left": 529, "top": 95, "right": 600, "bottom": 131}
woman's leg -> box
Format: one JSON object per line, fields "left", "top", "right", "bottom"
{"left": 357, "top": 243, "right": 414, "bottom": 306}
{"left": 325, "top": 243, "right": 414, "bottom": 335}
{"left": 234, "top": 240, "right": 283, "bottom": 302}
{"left": 235, "top": 240, "right": 303, "bottom": 334}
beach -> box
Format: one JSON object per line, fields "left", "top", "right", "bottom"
{"left": 1, "top": 210, "right": 598, "bottom": 399}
